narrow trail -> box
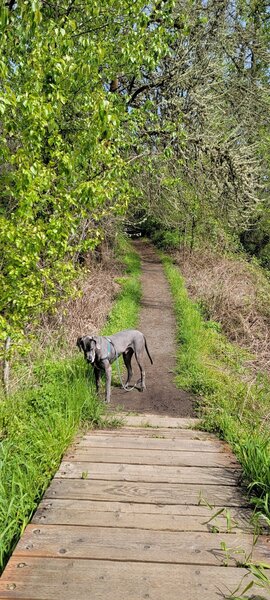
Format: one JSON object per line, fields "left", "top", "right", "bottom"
{"left": 110, "top": 240, "right": 195, "bottom": 416}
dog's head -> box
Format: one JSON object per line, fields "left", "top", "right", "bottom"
{"left": 76, "top": 335, "right": 101, "bottom": 364}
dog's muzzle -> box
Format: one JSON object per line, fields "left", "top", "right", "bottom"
{"left": 86, "top": 352, "right": 95, "bottom": 364}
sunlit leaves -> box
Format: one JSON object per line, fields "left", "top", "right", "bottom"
{"left": 0, "top": 0, "right": 170, "bottom": 352}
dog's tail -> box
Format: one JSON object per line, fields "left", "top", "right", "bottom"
{"left": 144, "top": 337, "right": 153, "bottom": 364}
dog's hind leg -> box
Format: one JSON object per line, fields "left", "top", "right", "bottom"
{"left": 134, "top": 351, "right": 146, "bottom": 392}
{"left": 123, "top": 348, "right": 134, "bottom": 386}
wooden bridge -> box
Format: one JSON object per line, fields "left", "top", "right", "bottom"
{"left": 0, "top": 414, "right": 269, "bottom": 600}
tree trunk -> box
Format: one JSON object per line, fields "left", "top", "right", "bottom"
{"left": 3, "top": 337, "right": 11, "bottom": 397}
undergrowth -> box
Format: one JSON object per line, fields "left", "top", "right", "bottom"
{"left": 162, "top": 255, "right": 270, "bottom": 527}
{"left": 0, "top": 236, "right": 141, "bottom": 573}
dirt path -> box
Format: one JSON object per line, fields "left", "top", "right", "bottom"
{"left": 110, "top": 241, "right": 195, "bottom": 417}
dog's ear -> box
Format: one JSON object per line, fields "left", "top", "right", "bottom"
{"left": 92, "top": 335, "right": 101, "bottom": 350}
{"left": 76, "top": 337, "right": 84, "bottom": 351}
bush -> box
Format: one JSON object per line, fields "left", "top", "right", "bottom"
{"left": 151, "top": 229, "right": 181, "bottom": 250}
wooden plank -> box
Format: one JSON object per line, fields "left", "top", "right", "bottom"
{"left": 76, "top": 435, "right": 225, "bottom": 452}
{"left": 33, "top": 499, "right": 254, "bottom": 532}
{"left": 1, "top": 558, "right": 267, "bottom": 600}
{"left": 65, "top": 447, "right": 238, "bottom": 467}
{"left": 107, "top": 414, "right": 201, "bottom": 428}
{"left": 45, "top": 478, "right": 247, "bottom": 506}
{"left": 90, "top": 427, "right": 213, "bottom": 439}
{"left": 13, "top": 524, "right": 270, "bottom": 567}
{"left": 89, "top": 429, "right": 213, "bottom": 440}
{"left": 34, "top": 498, "right": 253, "bottom": 518}
{"left": 56, "top": 461, "right": 240, "bottom": 486}
{"left": 97, "top": 426, "right": 206, "bottom": 434}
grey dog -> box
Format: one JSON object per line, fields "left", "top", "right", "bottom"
{"left": 77, "top": 329, "right": 153, "bottom": 403}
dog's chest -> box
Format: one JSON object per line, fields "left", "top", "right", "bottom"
{"left": 94, "top": 356, "right": 105, "bottom": 370}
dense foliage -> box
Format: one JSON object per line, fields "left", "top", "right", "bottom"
{"left": 1, "top": 0, "right": 269, "bottom": 359}
{"left": 0, "top": 0, "right": 170, "bottom": 355}
{"left": 128, "top": 0, "right": 270, "bottom": 256}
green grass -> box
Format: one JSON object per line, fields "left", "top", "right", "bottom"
{"left": 103, "top": 235, "right": 141, "bottom": 335}
{"left": 162, "top": 255, "right": 270, "bottom": 526}
{"left": 0, "top": 356, "right": 101, "bottom": 570}
{"left": 0, "top": 236, "right": 141, "bottom": 573}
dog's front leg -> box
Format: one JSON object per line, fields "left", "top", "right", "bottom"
{"left": 104, "top": 361, "right": 112, "bottom": 403}
{"left": 94, "top": 366, "right": 101, "bottom": 393}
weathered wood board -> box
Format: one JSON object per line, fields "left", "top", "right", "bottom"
{"left": 45, "top": 478, "right": 248, "bottom": 506}
{"left": 1, "top": 424, "right": 269, "bottom": 600}
{"left": 88, "top": 427, "right": 214, "bottom": 438}
{"left": 56, "top": 461, "right": 240, "bottom": 485}
{"left": 75, "top": 434, "right": 225, "bottom": 452}
{"left": 65, "top": 447, "right": 238, "bottom": 467}
{"left": 0, "top": 558, "right": 267, "bottom": 600}
{"left": 32, "top": 499, "right": 253, "bottom": 532}
{"left": 107, "top": 414, "right": 200, "bottom": 427}
{"left": 13, "top": 524, "right": 270, "bottom": 566}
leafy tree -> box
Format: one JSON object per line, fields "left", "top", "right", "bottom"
{"left": 127, "top": 0, "right": 269, "bottom": 251}
{"left": 0, "top": 0, "right": 170, "bottom": 356}
{"left": 1, "top": 0, "right": 269, "bottom": 362}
